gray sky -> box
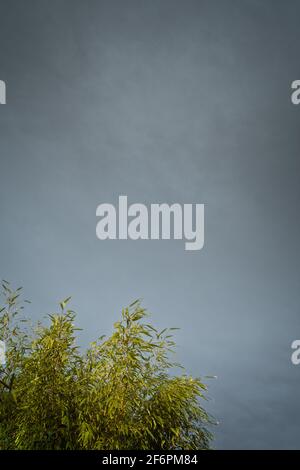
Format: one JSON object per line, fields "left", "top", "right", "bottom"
{"left": 1, "top": 0, "right": 300, "bottom": 449}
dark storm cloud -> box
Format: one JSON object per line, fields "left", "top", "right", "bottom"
{"left": 0, "top": 0, "right": 300, "bottom": 448}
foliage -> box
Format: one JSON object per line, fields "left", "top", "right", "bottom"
{"left": 0, "top": 282, "right": 214, "bottom": 450}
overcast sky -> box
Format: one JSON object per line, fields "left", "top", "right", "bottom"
{"left": 1, "top": 0, "right": 300, "bottom": 449}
